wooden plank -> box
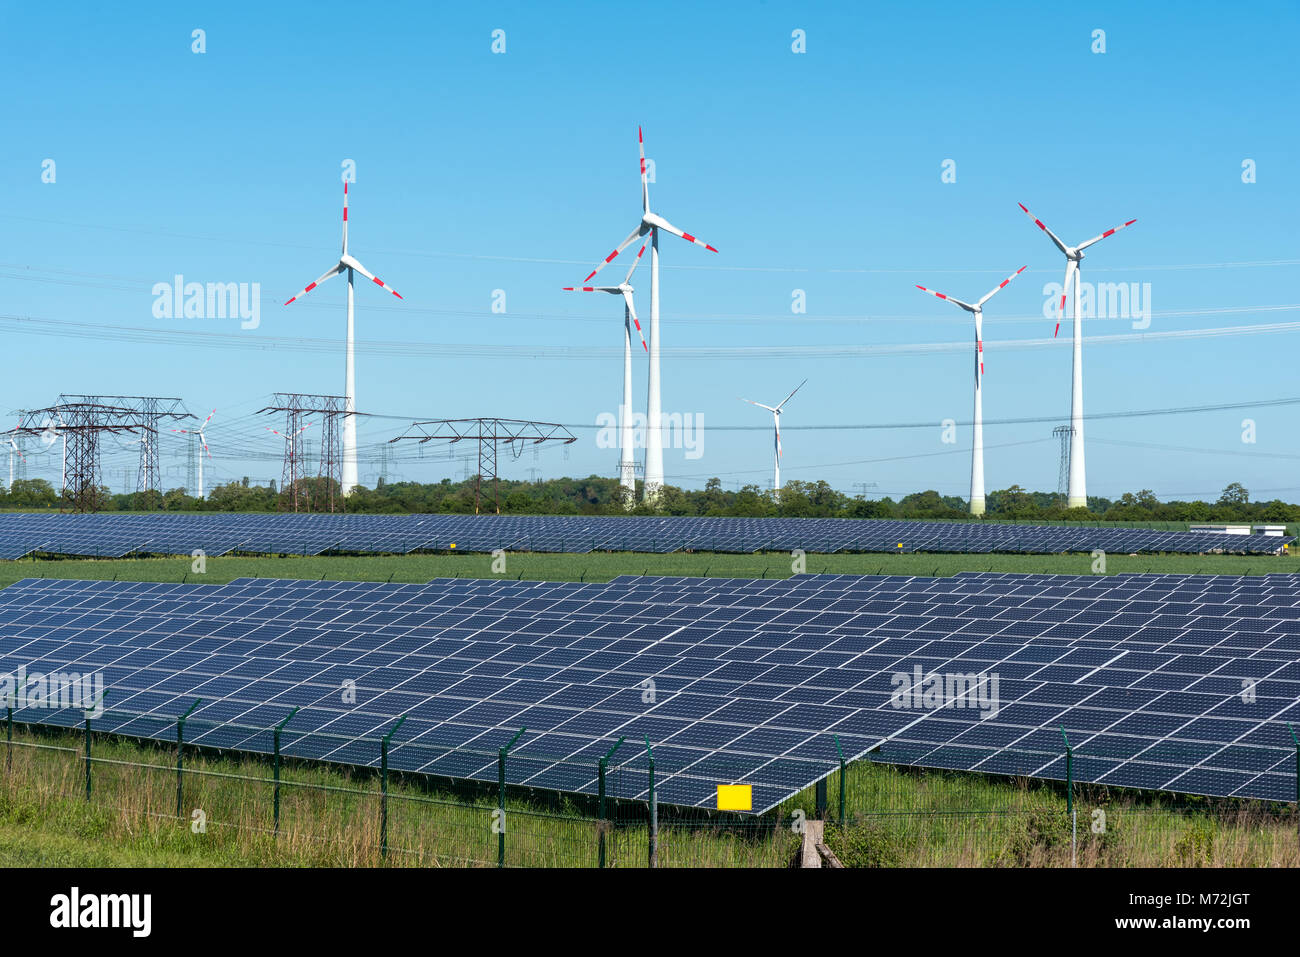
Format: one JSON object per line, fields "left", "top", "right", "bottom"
{"left": 799, "top": 820, "right": 824, "bottom": 868}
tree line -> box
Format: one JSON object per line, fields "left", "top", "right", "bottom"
{"left": 1, "top": 476, "right": 1294, "bottom": 525}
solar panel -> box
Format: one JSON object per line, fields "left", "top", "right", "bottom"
{"left": 2, "top": 570, "right": 1299, "bottom": 811}
{"left": 0, "top": 512, "right": 1290, "bottom": 559}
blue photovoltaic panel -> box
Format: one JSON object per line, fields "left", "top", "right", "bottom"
{"left": 0, "top": 513, "right": 1290, "bottom": 560}
{"left": 0, "top": 571, "right": 1298, "bottom": 811}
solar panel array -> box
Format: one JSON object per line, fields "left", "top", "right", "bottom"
{"left": 0, "top": 512, "right": 1289, "bottom": 559}
{"left": 1, "top": 570, "right": 1298, "bottom": 812}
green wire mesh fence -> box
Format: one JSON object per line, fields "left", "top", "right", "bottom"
{"left": 2, "top": 705, "right": 1297, "bottom": 867}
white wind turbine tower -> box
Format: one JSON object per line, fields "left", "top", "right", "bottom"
{"left": 563, "top": 242, "right": 648, "bottom": 501}
{"left": 38, "top": 413, "right": 65, "bottom": 496}
{"left": 739, "top": 379, "right": 806, "bottom": 501}
{"left": 915, "top": 266, "right": 1027, "bottom": 517}
{"left": 1019, "top": 203, "right": 1136, "bottom": 508}
{"left": 6, "top": 435, "right": 24, "bottom": 490}
{"left": 284, "top": 181, "right": 403, "bottom": 497}
{"left": 172, "top": 410, "right": 215, "bottom": 499}
{"left": 578, "top": 128, "right": 717, "bottom": 502}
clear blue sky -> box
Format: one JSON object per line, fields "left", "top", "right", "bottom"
{"left": 3, "top": 0, "right": 1298, "bottom": 501}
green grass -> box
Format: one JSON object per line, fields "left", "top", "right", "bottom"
{"left": 0, "top": 548, "right": 1294, "bottom": 591}
{"left": 0, "top": 728, "right": 799, "bottom": 867}
{"left": 2, "top": 726, "right": 1294, "bottom": 867}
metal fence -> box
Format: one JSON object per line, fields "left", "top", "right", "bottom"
{"left": 3, "top": 706, "right": 1297, "bottom": 867}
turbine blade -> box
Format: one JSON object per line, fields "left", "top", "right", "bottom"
{"left": 342, "top": 181, "right": 349, "bottom": 255}
{"left": 741, "top": 398, "right": 778, "bottom": 413}
{"left": 284, "top": 263, "right": 344, "bottom": 305}
{"left": 348, "top": 258, "right": 403, "bottom": 299}
{"left": 581, "top": 224, "right": 648, "bottom": 284}
{"left": 915, "top": 284, "right": 975, "bottom": 311}
{"left": 1077, "top": 218, "right": 1137, "bottom": 251}
{"left": 622, "top": 290, "right": 648, "bottom": 352}
{"left": 623, "top": 241, "right": 648, "bottom": 285}
{"left": 775, "top": 378, "right": 808, "bottom": 411}
{"left": 653, "top": 215, "right": 718, "bottom": 253}
{"left": 562, "top": 286, "right": 620, "bottom": 293}
{"left": 1018, "top": 203, "right": 1071, "bottom": 256}
{"left": 976, "top": 265, "right": 1028, "bottom": 307}
{"left": 639, "top": 126, "right": 649, "bottom": 214}
{"left": 1057, "top": 259, "right": 1078, "bottom": 337}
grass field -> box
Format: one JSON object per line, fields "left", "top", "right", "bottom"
{"left": 2, "top": 725, "right": 1295, "bottom": 868}
{"left": 0, "top": 548, "right": 1295, "bottom": 591}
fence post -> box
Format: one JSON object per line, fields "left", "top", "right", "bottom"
{"left": 273, "top": 706, "right": 300, "bottom": 837}
{"left": 497, "top": 726, "right": 526, "bottom": 869}
{"left": 176, "top": 699, "right": 201, "bottom": 819}
{"left": 83, "top": 690, "right": 107, "bottom": 800}
{"left": 1060, "top": 725, "right": 1075, "bottom": 867}
{"left": 644, "top": 736, "right": 657, "bottom": 869}
{"left": 598, "top": 736, "right": 626, "bottom": 869}
{"left": 84, "top": 714, "right": 92, "bottom": 800}
{"left": 379, "top": 714, "right": 408, "bottom": 862}
{"left": 834, "top": 734, "right": 846, "bottom": 826}
{"left": 5, "top": 706, "right": 11, "bottom": 773}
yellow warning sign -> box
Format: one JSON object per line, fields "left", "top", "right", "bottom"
{"left": 716, "top": 784, "right": 752, "bottom": 811}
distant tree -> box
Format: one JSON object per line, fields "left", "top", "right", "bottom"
{"left": 897, "top": 490, "right": 964, "bottom": 519}
{"left": 1218, "top": 482, "right": 1249, "bottom": 506}
{"left": 4, "top": 478, "right": 58, "bottom": 509}
{"left": 988, "top": 485, "right": 1040, "bottom": 519}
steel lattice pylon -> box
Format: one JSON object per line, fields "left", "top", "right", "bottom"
{"left": 390, "top": 418, "right": 577, "bottom": 514}
{"left": 9, "top": 403, "right": 151, "bottom": 512}
{"left": 1053, "top": 425, "right": 1075, "bottom": 507}
{"left": 259, "top": 394, "right": 349, "bottom": 513}
{"left": 59, "top": 395, "right": 193, "bottom": 506}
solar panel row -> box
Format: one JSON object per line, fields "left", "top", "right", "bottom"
{"left": 0, "top": 512, "right": 1290, "bottom": 559}
{"left": 1, "top": 570, "right": 1298, "bottom": 811}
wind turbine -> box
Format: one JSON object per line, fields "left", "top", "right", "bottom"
{"left": 172, "top": 410, "right": 215, "bottom": 498}
{"left": 6, "top": 435, "right": 24, "bottom": 490}
{"left": 266, "top": 422, "right": 313, "bottom": 507}
{"left": 1019, "top": 203, "right": 1136, "bottom": 508}
{"left": 739, "top": 379, "right": 806, "bottom": 500}
{"left": 39, "top": 413, "right": 65, "bottom": 497}
{"left": 577, "top": 128, "right": 717, "bottom": 502}
{"left": 915, "top": 266, "right": 1027, "bottom": 517}
{"left": 563, "top": 242, "right": 648, "bottom": 501}
{"left": 283, "top": 181, "right": 402, "bottom": 497}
